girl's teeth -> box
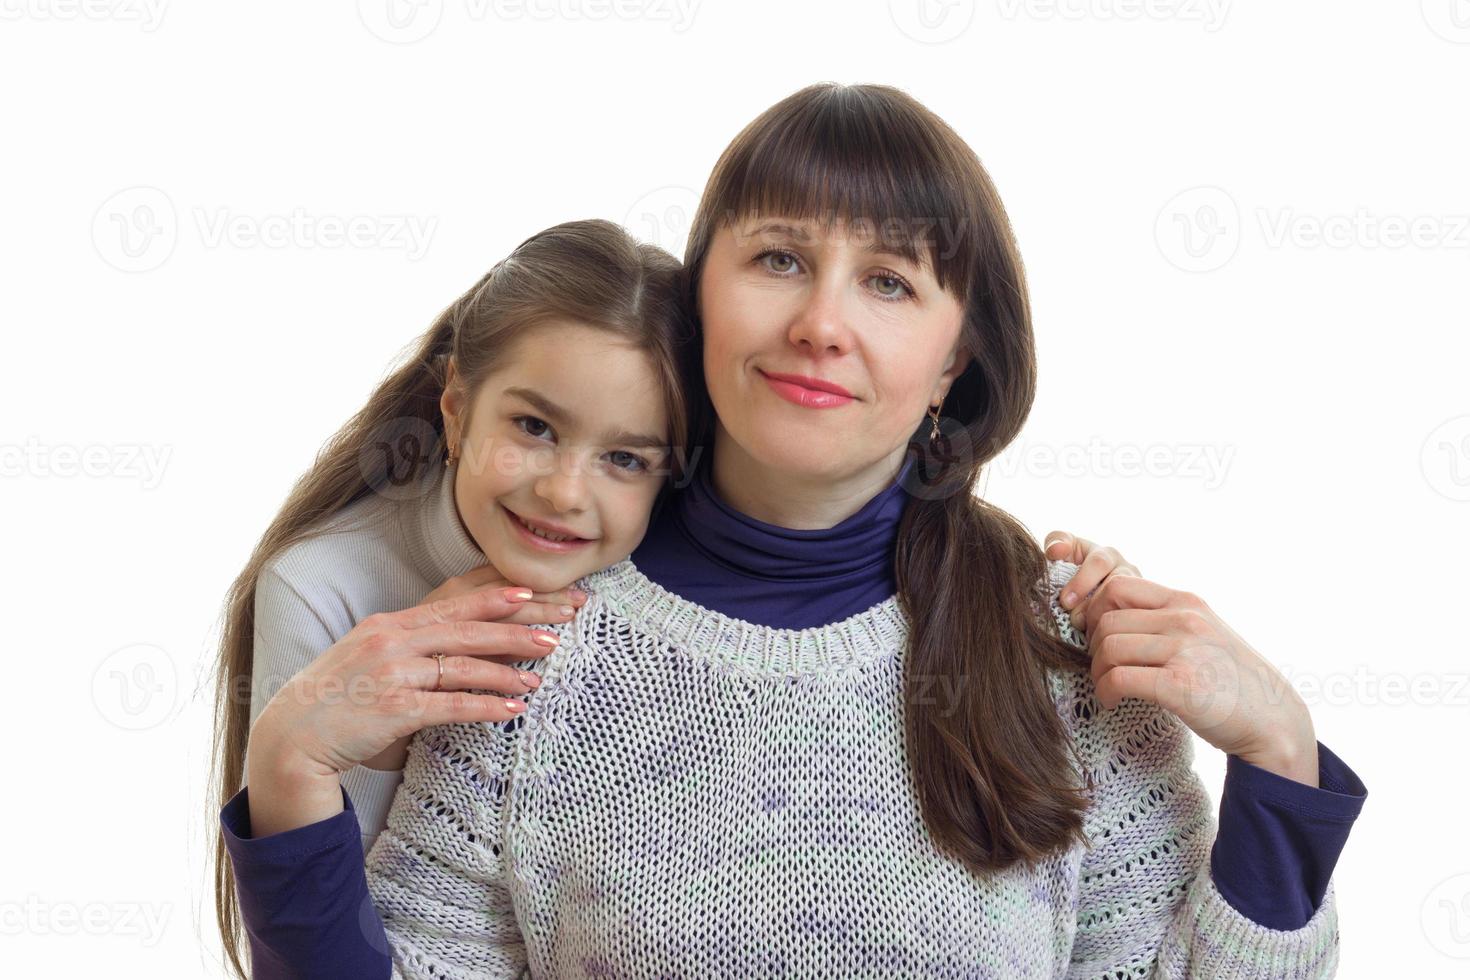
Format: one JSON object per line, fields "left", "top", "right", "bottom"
{"left": 519, "top": 515, "right": 571, "bottom": 542}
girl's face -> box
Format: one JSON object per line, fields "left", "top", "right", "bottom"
{"left": 441, "top": 320, "right": 671, "bottom": 594}
{"left": 698, "top": 215, "right": 972, "bottom": 484}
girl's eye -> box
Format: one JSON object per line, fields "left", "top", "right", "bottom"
{"left": 606, "top": 450, "right": 649, "bottom": 473}
{"left": 513, "top": 415, "right": 552, "bottom": 440}
{"left": 516, "top": 416, "right": 649, "bottom": 473}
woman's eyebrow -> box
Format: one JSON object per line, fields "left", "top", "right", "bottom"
{"left": 743, "top": 220, "right": 927, "bottom": 271}
{"left": 504, "top": 386, "right": 667, "bottom": 450}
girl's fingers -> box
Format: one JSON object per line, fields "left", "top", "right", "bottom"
{"left": 479, "top": 574, "right": 588, "bottom": 610}
{"left": 397, "top": 579, "right": 589, "bottom": 632}
{"left": 1042, "top": 531, "right": 1092, "bottom": 565}
{"left": 416, "top": 690, "right": 533, "bottom": 728}
{"left": 526, "top": 586, "right": 589, "bottom": 609}
{"left": 1093, "top": 664, "right": 1179, "bottom": 713}
{"left": 496, "top": 600, "right": 582, "bottom": 627}
{"left": 1083, "top": 605, "right": 1177, "bottom": 657}
{"left": 415, "top": 655, "right": 542, "bottom": 697}
{"left": 403, "top": 618, "right": 562, "bottom": 660}
{"left": 392, "top": 584, "right": 537, "bottom": 631}
{"left": 1087, "top": 631, "right": 1176, "bottom": 686}
{"left": 1080, "top": 577, "right": 1176, "bottom": 638}
{"left": 1058, "top": 546, "right": 1124, "bottom": 612}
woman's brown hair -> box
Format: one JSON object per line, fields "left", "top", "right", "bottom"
{"left": 207, "top": 218, "right": 696, "bottom": 979}
{"left": 679, "top": 84, "right": 1098, "bottom": 875}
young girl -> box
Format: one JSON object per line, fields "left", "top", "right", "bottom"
{"left": 208, "top": 217, "right": 698, "bottom": 957}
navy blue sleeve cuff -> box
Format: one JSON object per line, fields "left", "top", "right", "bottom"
{"left": 220, "top": 785, "right": 391, "bottom": 979}
{"left": 1209, "top": 739, "right": 1368, "bottom": 930}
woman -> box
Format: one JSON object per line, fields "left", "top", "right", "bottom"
{"left": 219, "top": 84, "right": 1366, "bottom": 978}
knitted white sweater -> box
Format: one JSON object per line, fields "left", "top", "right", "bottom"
{"left": 363, "top": 557, "right": 1341, "bottom": 979}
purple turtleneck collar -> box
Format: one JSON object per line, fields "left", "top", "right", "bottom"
{"left": 628, "top": 452, "right": 918, "bottom": 630}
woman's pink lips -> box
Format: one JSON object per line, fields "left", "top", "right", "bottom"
{"left": 501, "top": 503, "right": 593, "bottom": 554}
{"left": 759, "top": 370, "right": 856, "bottom": 409}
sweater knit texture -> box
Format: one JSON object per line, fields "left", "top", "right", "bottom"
{"left": 362, "top": 557, "right": 1341, "bottom": 979}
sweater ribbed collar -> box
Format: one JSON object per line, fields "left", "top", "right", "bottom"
{"left": 401, "top": 462, "right": 489, "bottom": 588}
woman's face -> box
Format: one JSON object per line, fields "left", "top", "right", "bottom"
{"left": 441, "top": 320, "right": 670, "bottom": 594}
{"left": 697, "top": 215, "right": 971, "bottom": 483}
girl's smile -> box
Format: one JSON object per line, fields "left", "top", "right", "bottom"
{"left": 500, "top": 501, "right": 597, "bottom": 554}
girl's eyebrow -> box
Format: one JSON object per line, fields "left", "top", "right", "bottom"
{"left": 503, "top": 386, "right": 667, "bottom": 450}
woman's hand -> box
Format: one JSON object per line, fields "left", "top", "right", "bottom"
{"left": 1042, "top": 531, "right": 1142, "bottom": 630}
{"left": 246, "top": 580, "right": 583, "bottom": 836}
{"left": 1077, "top": 574, "right": 1319, "bottom": 786}
{"left": 360, "top": 566, "right": 587, "bottom": 771}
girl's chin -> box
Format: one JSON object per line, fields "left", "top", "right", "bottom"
{"left": 492, "top": 554, "right": 590, "bottom": 594}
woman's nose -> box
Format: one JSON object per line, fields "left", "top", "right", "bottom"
{"left": 787, "top": 277, "right": 855, "bottom": 354}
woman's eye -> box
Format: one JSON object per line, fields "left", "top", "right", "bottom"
{"left": 869, "top": 273, "right": 915, "bottom": 301}
{"left": 756, "top": 248, "right": 798, "bottom": 274}
{"left": 513, "top": 416, "right": 552, "bottom": 440}
{"left": 607, "top": 450, "right": 648, "bottom": 473}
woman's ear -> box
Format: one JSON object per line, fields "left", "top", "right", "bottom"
{"left": 934, "top": 342, "right": 972, "bottom": 404}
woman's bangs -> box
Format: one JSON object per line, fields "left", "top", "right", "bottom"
{"left": 705, "top": 109, "right": 973, "bottom": 295}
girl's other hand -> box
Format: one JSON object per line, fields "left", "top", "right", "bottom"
{"left": 1041, "top": 532, "right": 1141, "bottom": 631}
{"left": 1076, "top": 574, "right": 1318, "bottom": 783}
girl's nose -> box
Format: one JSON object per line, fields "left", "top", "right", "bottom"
{"left": 536, "top": 464, "right": 592, "bottom": 514}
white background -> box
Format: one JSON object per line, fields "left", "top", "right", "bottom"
{"left": 1, "top": 1, "right": 1465, "bottom": 976}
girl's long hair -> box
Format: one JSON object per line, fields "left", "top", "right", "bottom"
{"left": 679, "top": 84, "right": 1098, "bottom": 874}
{"left": 207, "top": 218, "right": 697, "bottom": 979}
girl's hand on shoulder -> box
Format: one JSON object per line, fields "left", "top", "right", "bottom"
{"left": 359, "top": 566, "right": 588, "bottom": 771}
{"left": 1042, "top": 531, "right": 1141, "bottom": 630}
{"left": 422, "top": 563, "right": 589, "bottom": 626}
{"left": 1076, "top": 574, "right": 1318, "bottom": 783}
{"left": 250, "top": 582, "right": 577, "bottom": 784}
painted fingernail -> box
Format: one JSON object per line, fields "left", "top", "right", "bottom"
{"left": 519, "top": 671, "right": 542, "bottom": 689}
{"left": 558, "top": 605, "right": 575, "bottom": 617}
{"left": 1061, "top": 591, "right": 1077, "bottom": 608}
{"left": 533, "top": 630, "right": 561, "bottom": 647}
{"left": 569, "top": 589, "right": 587, "bottom": 603}
{"left": 504, "top": 588, "right": 533, "bottom": 601}
{"left": 505, "top": 699, "right": 526, "bottom": 711}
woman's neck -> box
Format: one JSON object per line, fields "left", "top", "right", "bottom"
{"left": 627, "top": 436, "right": 917, "bottom": 630}
{"left": 708, "top": 421, "right": 913, "bottom": 529}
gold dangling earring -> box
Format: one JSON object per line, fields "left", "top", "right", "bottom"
{"left": 445, "top": 433, "right": 459, "bottom": 466}
{"left": 927, "top": 404, "right": 942, "bottom": 443}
